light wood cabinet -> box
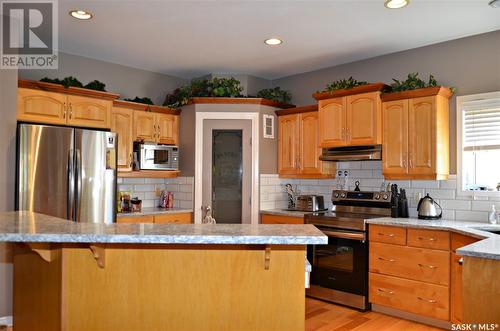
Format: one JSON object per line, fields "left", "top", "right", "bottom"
{"left": 261, "top": 214, "right": 303, "bottom": 224}
{"left": 450, "top": 233, "right": 480, "bottom": 324}
{"left": 66, "top": 95, "right": 111, "bottom": 129}
{"left": 381, "top": 88, "right": 451, "bottom": 180}
{"left": 318, "top": 92, "right": 382, "bottom": 147}
{"left": 116, "top": 212, "right": 192, "bottom": 224}
{"left": 111, "top": 107, "right": 134, "bottom": 171}
{"left": 17, "top": 86, "right": 114, "bottom": 129}
{"left": 278, "top": 110, "right": 335, "bottom": 178}
{"left": 134, "top": 111, "right": 179, "bottom": 145}
{"left": 369, "top": 224, "right": 452, "bottom": 322}
{"left": 17, "top": 88, "right": 67, "bottom": 125}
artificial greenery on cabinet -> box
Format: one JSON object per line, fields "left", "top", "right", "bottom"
{"left": 390, "top": 73, "right": 455, "bottom": 94}
{"left": 124, "top": 96, "right": 155, "bottom": 105}
{"left": 40, "top": 76, "right": 107, "bottom": 91}
{"left": 256, "top": 87, "right": 292, "bottom": 104}
{"left": 322, "top": 77, "right": 368, "bottom": 92}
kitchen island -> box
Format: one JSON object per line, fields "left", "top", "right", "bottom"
{"left": 0, "top": 211, "right": 326, "bottom": 331}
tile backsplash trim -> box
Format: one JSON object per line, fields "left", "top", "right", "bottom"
{"left": 260, "top": 161, "right": 500, "bottom": 222}
{"left": 118, "top": 176, "right": 194, "bottom": 209}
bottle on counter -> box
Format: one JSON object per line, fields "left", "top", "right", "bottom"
{"left": 489, "top": 205, "right": 498, "bottom": 224}
{"left": 167, "top": 192, "right": 174, "bottom": 209}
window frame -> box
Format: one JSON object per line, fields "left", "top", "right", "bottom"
{"left": 456, "top": 91, "right": 500, "bottom": 197}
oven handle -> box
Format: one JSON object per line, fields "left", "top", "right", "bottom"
{"left": 318, "top": 229, "right": 366, "bottom": 241}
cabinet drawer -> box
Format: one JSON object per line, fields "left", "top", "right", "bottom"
{"left": 408, "top": 228, "right": 450, "bottom": 251}
{"left": 154, "top": 213, "right": 192, "bottom": 224}
{"left": 370, "top": 242, "right": 450, "bottom": 286}
{"left": 369, "top": 272, "right": 449, "bottom": 321}
{"left": 369, "top": 225, "right": 406, "bottom": 245}
{"left": 116, "top": 215, "right": 154, "bottom": 224}
{"left": 261, "top": 214, "right": 303, "bottom": 224}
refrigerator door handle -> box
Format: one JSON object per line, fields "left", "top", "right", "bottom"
{"left": 67, "top": 149, "right": 75, "bottom": 220}
{"left": 75, "top": 149, "right": 82, "bottom": 222}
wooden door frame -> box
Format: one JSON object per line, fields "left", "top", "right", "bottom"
{"left": 194, "top": 112, "right": 260, "bottom": 225}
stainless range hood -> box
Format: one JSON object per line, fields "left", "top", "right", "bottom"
{"left": 320, "top": 145, "right": 382, "bottom": 162}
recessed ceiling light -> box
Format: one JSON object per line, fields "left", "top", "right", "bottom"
{"left": 489, "top": 0, "right": 500, "bottom": 8}
{"left": 384, "top": 0, "right": 410, "bottom": 9}
{"left": 264, "top": 38, "right": 283, "bottom": 46}
{"left": 69, "top": 10, "right": 93, "bottom": 20}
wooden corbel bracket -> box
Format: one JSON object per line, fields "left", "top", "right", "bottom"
{"left": 89, "top": 244, "right": 106, "bottom": 268}
{"left": 264, "top": 245, "right": 271, "bottom": 270}
{"left": 26, "top": 243, "right": 53, "bottom": 262}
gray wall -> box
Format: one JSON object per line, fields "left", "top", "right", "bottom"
{"left": 0, "top": 68, "right": 17, "bottom": 317}
{"left": 272, "top": 30, "right": 500, "bottom": 174}
{"left": 19, "top": 52, "right": 187, "bottom": 105}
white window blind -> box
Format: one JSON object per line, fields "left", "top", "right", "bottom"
{"left": 462, "top": 98, "right": 500, "bottom": 151}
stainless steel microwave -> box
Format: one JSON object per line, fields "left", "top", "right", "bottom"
{"left": 138, "top": 143, "right": 179, "bottom": 170}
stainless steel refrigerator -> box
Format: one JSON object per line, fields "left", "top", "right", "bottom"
{"left": 16, "top": 123, "right": 117, "bottom": 224}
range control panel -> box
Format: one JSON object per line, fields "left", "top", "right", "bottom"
{"left": 331, "top": 190, "right": 392, "bottom": 202}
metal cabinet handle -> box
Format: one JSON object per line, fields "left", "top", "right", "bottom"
{"left": 378, "top": 257, "right": 396, "bottom": 262}
{"left": 129, "top": 153, "right": 133, "bottom": 168}
{"left": 378, "top": 288, "right": 394, "bottom": 295}
{"left": 63, "top": 102, "right": 67, "bottom": 119}
{"left": 409, "top": 152, "right": 413, "bottom": 168}
{"left": 458, "top": 258, "right": 463, "bottom": 265}
{"left": 378, "top": 232, "right": 395, "bottom": 237}
{"left": 417, "top": 296, "right": 437, "bottom": 304}
{"left": 418, "top": 263, "right": 437, "bottom": 269}
{"left": 418, "top": 236, "right": 436, "bottom": 241}
{"left": 69, "top": 103, "right": 73, "bottom": 119}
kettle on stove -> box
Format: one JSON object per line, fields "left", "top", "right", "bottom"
{"left": 417, "top": 193, "right": 442, "bottom": 220}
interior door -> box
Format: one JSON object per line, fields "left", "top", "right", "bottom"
{"left": 202, "top": 120, "right": 252, "bottom": 224}
{"left": 299, "top": 112, "right": 322, "bottom": 175}
{"left": 346, "top": 92, "right": 380, "bottom": 145}
{"left": 382, "top": 99, "right": 409, "bottom": 177}
{"left": 157, "top": 113, "right": 178, "bottom": 145}
{"left": 409, "top": 96, "right": 435, "bottom": 176}
{"left": 278, "top": 114, "right": 299, "bottom": 175}
{"left": 318, "top": 97, "right": 346, "bottom": 147}
{"left": 17, "top": 124, "right": 74, "bottom": 220}
{"left": 134, "top": 111, "right": 156, "bottom": 142}
{"left": 111, "top": 107, "right": 133, "bottom": 171}
{"left": 67, "top": 95, "right": 111, "bottom": 129}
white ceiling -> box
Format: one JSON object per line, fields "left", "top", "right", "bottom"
{"left": 59, "top": 0, "right": 500, "bottom": 79}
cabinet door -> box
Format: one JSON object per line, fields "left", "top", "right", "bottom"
{"left": 278, "top": 114, "right": 299, "bottom": 175}
{"left": 318, "top": 97, "right": 346, "bottom": 147}
{"left": 116, "top": 215, "right": 154, "bottom": 223}
{"left": 17, "top": 88, "right": 67, "bottom": 125}
{"left": 154, "top": 213, "right": 192, "bottom": 224}
{"left": 66, "top": 95, "right": 111, "bottom": 129}
{"left": 346, "top": 92, "right": 381, "bottom": 145}
{"left": 451, "top": 233, "right": 480, "bottom": 324}
{"left": 111, "top": 107, "right": 134, "bottom": 171}
{"left": 157, "top": 114, "right": 179, "bottom": 145}
{"left": 382, "top": 100, "right": 409, "bottom": 177}
{"left": 134, "top": 111, "right": 156, "bottom": 143}
{"left": 408, "top": 96, "right": 435, "bottom": 176}
{"left": 299, "top": 112, "right": 322, "bottom": 175}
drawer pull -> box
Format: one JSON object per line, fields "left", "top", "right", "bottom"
{"left": 418, "top": 236, "right": 436, "bottom": 241}
{"left": 458, "top": 258, "right": 463, "bottom": 265}
{"left": 378, "top": 257, "right": 396, "bottom": 262}
{"left": 417, "top": 296, "right": 437, "bottom": 304}
{"left": 378, "top": 232, "right": 395, "bottom": 237}
{"left": 418, "top": 263, "right": 437, "bottom": 269}
{"left": 377, "top": 288, "right": 394, "bottom": 295}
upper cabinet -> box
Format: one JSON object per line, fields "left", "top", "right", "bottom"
{"left": 111, "top": 107, "right": 134, "bottom": 171}
{"left": 381, "top": 87, "right": 451, "bottom": 180}
{"left": 16, "top": 80, "right": 119, "bottom": 129}
{"left": 315, "top": 84, "right": 388, "bottom": 148}
{"left": 277, "top": 106, "right": 335, "bottom": 178}
{"left": 134, "top": 112, "right": 179, "bottom": 146}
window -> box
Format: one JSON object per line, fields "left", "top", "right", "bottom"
{"left": 457, "top": 92, "right": 500, "bottom": 193}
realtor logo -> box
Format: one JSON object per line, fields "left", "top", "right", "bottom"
{"left": 0, "top": 0, "right": 58, "bottom": 69}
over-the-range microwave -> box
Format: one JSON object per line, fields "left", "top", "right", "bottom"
{"left": 137, "top": 143, "right": 179, "bottom": 170}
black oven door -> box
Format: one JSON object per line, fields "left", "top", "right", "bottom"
{"left": 307, "top": 227, "right": 367, "bottom": 295}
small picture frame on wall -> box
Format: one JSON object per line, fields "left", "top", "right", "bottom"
{"left": 263, "top": 114, "right": 275, "bottom": 139}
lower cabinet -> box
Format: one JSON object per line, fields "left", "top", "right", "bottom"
{"left": 261, "top": 214, "right": 303, "bottom": 224}
{"left": 117, "top": 213, "right": 192, "bottom": 224}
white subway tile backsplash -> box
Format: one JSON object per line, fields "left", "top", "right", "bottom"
{"left": 134, "top": 185, "right": 155, "bottom": 192}
{"left": 411, "top": 181, "right": 440, "bottom": 189}
{"left": 144, "top": 178, "right": 165, "bottom": 184}
{"left": 142, "top": 200, "right": 155, "bottom": 208}
{"left": 361, "top": 161, "right": 381, "bottom": 170}
{"left": 471, "top": 201, "right": 500, "bottom": 212}
{"left": 439, "top": 180, "right": 457, "bottom": 190}
{"left": 122, "top": 178, "right": 145, "bottom": 184}
{"left": 424, "top": 189, "right": 455, "bottom": 200}
{"left": 455, "top": 210, "right": 488, "bottom": 222}
{"left": 440, "top": 199, "right": 471, "bottom": 211}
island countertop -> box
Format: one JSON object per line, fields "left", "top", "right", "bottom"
{"left": 0, "top": 211, "right": 327, "bottom": 245}
{"left": 366, "top": 217, "right": 500, "bottom": 260}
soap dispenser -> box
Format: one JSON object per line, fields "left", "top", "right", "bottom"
{"left": 489, "top": 205, "right": 498, "bottom": 224}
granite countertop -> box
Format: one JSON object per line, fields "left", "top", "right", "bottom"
{"left": 0, "top": 211, "right": 327, "bottom": 245}
{"left": 117, "top": 207, "right": 193, "bottom": 217}
{"left": 367, "top": 217, "right": 500, "bottom": 261}
{"left": 260, "top": 209, "right": 322, "bottom": 217}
